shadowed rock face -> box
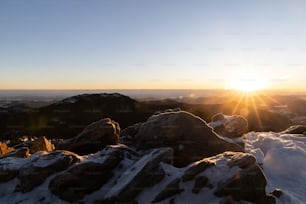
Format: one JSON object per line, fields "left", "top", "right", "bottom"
{"left": 49, "top": 145, "right": 139, "bottom": 202}
{"left": 214, "top": 164, "right": 268, "bottom": 202}
{"left": 135, "top": 111, "right": 244, "bottom": 167}
{"left": 16, "top": 150, "right": 80, "bottom": 193}
{"left": 56, "top": 118, "right": 120, "bottom": 155}
{"left": 100, "top": 148, "right": 173, "bottom": 203}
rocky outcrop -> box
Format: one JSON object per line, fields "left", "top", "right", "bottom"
{"left": 56, "top": 118, "right": 120, "bottom": 155}
{"left": 49, "top": 145, "right": 136, "bottom": 202}
{"left": 209, "top": 113, "right": 248, "bottom": 138}
{"left": 214, "top": 164, "right": 269, "bottom": 203}
{"left": 0, "top": 110, "right": 282, "bottom": 204}
{"left": 50, "top": 162, "right": 115, "bottom": 202}
{"left": 0, "top": 145, "right": 276, "bottom": 204}
{"left": 29, "top": 136, "right": 55, "bottom": 154}
{"left": 135, "top": 111, "right": 243, "bottom": 166}
{"left": 16, "top": 150, "right": 80, "bottom": 192}
{"left": 100, "top": 148, "right": 173, "bottom": 203}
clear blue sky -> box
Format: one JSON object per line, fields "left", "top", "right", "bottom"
{"left": 1, "top": 0, "right": 306, "bottom": 90}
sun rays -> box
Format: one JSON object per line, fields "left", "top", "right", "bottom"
{"left": 229, "top": 90, "right": 282, "bottom": 130}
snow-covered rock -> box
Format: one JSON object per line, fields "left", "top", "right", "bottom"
{"left": 0, "top": 144, "right": 274, "bottom": 204}
{"left": 209, "top": 113, "right": 248, "bottom": 138}
{"left": 100, "top": 147, "right": 173, "bottom": 203}
{"left": 4, "top": 110, "right": 305, "bottom": 204}
{"left": 16, "top": 150, "right": 80, "bottom": 193}
{"left": 49, "top": 145, "right": 136, "bottom": 202}
{"left": 135, "top": 111, "right": 243, "bottom": 166}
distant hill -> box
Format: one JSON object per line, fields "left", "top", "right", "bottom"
{"left": 0, "top": 93, "right": 297, "bottom": 141}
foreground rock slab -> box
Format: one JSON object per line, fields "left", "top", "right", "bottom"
{"left": 49, "top": 145, "right": 133, "bottom": 202}
{"left": 100, "top": 148, "right": 173, "bottom": 203}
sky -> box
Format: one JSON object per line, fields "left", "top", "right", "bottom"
{"left": 1, "top": 0, "right": 306, "bottom": 90}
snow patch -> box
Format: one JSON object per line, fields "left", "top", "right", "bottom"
{"left": 245, "top": 132, "right": 306, "bottom": 204}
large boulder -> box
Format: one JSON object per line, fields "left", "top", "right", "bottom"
{"left": 29, "top": 136, "right": 55, "bottom": 154}
{"left": 209, "top": 113, "right": 248, "bottom": 138}
{"left": 56, "top": 118, "right": 120, "bottom": 155}
{"left": 135, "top": 111, "right": 243, "bottom": 166}
{"left": 16, "top": 150, "right": 80, "bottom": 192}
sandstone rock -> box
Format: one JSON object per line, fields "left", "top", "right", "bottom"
{"left": 210, "top": 113, "right": 248, "bottom": 138}
{"left": 0, "top": 147, "right": 29, "bottom": 159}
{"left": 0, "top": 142, "right": 14, "bottom": 155}
{"left": 56, "top": 118, "right": 120, "bottom": 155}
{"left": 16, "top": 150, "right": 80, "bottom": 192}
{"left": 152, "top": 178, "right": 183, "bottom": 202}
{"left": 100, "top": 148, "right": 173, "bottom": 203}
{"left": 182, "top": 158, "right": 215, "bottom": 182}
{"left": 225, "top": 152, "right": 256, "bottom": 169}
{"left": 214, "top": 164, "right": 267, "bottom": 202}
{"left": 49, "top": 145, "right": 130, "bottom": 202}
{"left": 135, "top": 111, "right": 243, "bottom": 167}
{"left": 29, "top": 136, "right": 54, "bottom": 154}
{"left": 192, "top": 176, "right": 209, "bottom": 194}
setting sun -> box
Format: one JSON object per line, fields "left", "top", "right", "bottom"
{"left": 230, "top": 74, "right": 267, "bottom": 92}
